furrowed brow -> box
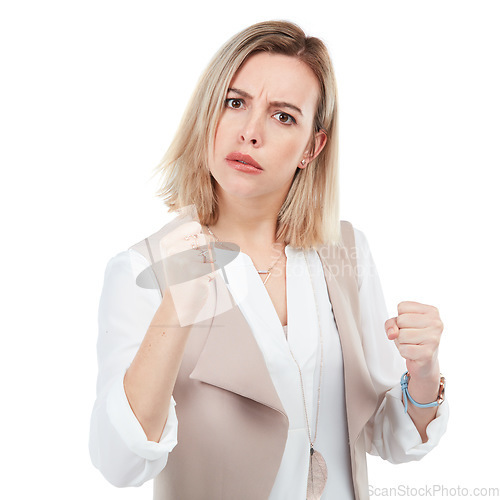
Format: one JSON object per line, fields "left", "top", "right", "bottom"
{"left": 227, "top": 88, "right": 303, "bottom": 116}
{"left": 270, "top": 100, "right": 303, "bottom": 116}
{"left": 227, "top": 88, "right": 253, "bottom": 99}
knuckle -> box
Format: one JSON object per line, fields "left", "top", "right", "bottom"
{"left": 429, "top": 317, "right": 443, "bottom": 331}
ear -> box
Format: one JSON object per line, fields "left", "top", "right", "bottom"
{"left": 299, "top": 130, "right": 328, "bottom": 168}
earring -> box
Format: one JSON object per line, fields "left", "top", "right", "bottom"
{"left": 301, "top": 159, "right": 306, "bottom": 165}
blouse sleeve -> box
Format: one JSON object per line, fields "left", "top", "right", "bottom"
{"left": 89, "top": 249, "right": 178, "bottom": 487}
{"left": 353, "top": 227, "right": 449, "bottom": 463}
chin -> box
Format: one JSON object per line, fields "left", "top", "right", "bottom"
{"left": 212, "top": 170, "right": 261, "bottom": 197}
{"left": 221, "top": 186, "right": 263, "bottom": 200}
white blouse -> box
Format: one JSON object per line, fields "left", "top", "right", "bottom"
{"left": 89, "top": 226, "right": 449, "bottom": 498}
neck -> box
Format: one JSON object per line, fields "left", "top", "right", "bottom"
{"left": 209, "top": 190, "right": 285, "bottom": 251}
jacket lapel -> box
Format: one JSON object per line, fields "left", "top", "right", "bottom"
{"left": 317, "top": 245, "right": 379, "bottom": 445}
{"left": 188, "top": 282, "right": 288, "bottom": 419}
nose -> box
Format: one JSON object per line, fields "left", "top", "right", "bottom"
{"left": 239, "top": 111, "right": 264, "bottom": 147}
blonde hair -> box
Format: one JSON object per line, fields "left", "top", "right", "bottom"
{"left": 152, "top": 20, "right": 340, "bottom": 249}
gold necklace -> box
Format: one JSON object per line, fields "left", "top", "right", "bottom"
{"left": 205, "top": 225, "right": 283, "bottom": 285}
{"left": 287, "top": 250, "right": 327, "bottom": 499}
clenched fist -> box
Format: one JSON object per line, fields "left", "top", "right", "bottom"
{"left": 385, "top": 301, "right": 444, "bottom": 381}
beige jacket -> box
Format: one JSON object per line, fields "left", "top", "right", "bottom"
{"left": 129, "top": 214, "right": 382, "bottom": 500}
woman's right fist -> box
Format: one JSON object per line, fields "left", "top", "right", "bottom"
{"left": 159, "top": 221, "right": 218, "bottom": 326}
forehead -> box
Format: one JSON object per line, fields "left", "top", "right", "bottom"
{"left": 230, "top": 52, "right": 320, "bottom": 115}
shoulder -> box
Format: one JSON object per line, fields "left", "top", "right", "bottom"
{"left": 341, "top": 222, "right": 377, "bottom": 291}
{"left": 352, "top": 226, "right": 370, "bottom": 255}
{"left": 128, "top": 211, "right": 180, "bottom": 251}
{"left": 102, "top": 249, "right": 155, "bottom": 288}
{"left": 104, "top": 247, "right": 152, "bottom": 270}
{"left": 339, "top": 220, "right": 370, "bottom": 256}
{"left": 100, "top": 248, "right": 163, "bottom": 309}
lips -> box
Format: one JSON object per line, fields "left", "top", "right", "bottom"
{"left": 225, "top": 152, "right": 263, "bottom": 170}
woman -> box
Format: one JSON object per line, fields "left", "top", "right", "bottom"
{"left": 89, "top": 20, "right": 448, "bottom": 500}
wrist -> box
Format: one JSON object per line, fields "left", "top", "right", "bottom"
{"left": 400, "top": 371, "right": 446, "bottom": 413}
{"left": 409, "top": 364, "right": 440, "bottom": 389}
{"left": 409, "top": 357, "right": 440, "bottom": 380}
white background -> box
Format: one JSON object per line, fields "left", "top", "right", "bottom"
{"left": 1, "top": 1, "right": 499, "bottom": 498}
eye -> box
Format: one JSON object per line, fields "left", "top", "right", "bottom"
{"left": 272, "top": 112, "right": 296, "bottom": 125}
{"left": 225, "top": 98, "right": 244, "bottom": 109}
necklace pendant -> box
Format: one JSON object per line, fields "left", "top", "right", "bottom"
{"left": 307, "top": 447, "right": 328, "bottom": 499}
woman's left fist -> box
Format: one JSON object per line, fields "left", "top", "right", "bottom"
{"left": 385, "top": 301, "right": 443, "bottom": 380}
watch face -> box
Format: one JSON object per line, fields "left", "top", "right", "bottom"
{"left": 437, "top": 376, "right": 446, "bottom": 404}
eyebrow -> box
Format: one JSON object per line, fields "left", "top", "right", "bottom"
{"left": 227, "top": 87, "right": 303, "bottom": 116}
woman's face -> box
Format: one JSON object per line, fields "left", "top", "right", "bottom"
{"left": 208, "top": 52, "right": 326, "bottom": 205}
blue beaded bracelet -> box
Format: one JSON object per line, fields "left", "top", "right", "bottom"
{"left": 400, "top": 371, "right": 446, "bottom": 413}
